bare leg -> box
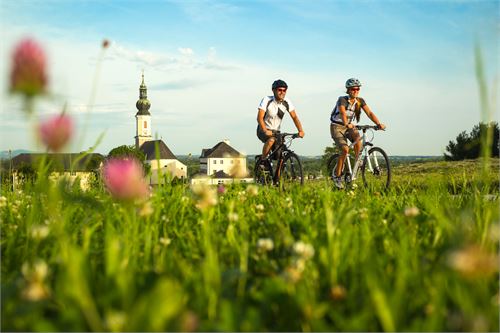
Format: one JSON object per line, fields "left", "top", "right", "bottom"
{"left": 354, "top": 140, "right": 362, "bottom": 160}
{"left": 336, "top": 145, "right": 349, "bottom": 177}
{"left": 262, "top": 137, "right": 275, "bottom": 158}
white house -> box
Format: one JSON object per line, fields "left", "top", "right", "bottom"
{"left": 192, "top": 140, "right": 253, "bottom": 185}
{"left": 134, "top": 74, "right": 187, "bottom": 183}
{"left": 11, "top": 153, "right": 103, "bottom": 191}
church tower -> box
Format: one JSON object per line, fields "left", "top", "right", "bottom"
{"left": 135, "top": 73, "right": 152, "bottom": 149}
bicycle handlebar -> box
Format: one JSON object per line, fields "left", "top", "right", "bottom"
{"left": 271, "top": 131, "right": 301, "bottom": 139}
{"left": 355, "top": 125, "right": 384, "bottom": 131}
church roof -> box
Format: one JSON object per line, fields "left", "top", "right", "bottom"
{"left": 11, "top": 153, "right": 104, "bottom": 172}
{"left": 200, "top": 142, "right": 244, "bottom": 158}
{"left": 140, "top": 140, "right": 178, "bottom": 160}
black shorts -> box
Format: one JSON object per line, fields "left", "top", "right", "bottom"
{"left": 256, "top": 125, "right": 271, "bottom": 143}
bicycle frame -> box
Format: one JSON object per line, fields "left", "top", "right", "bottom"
{"left": 267, "top": 133, "right": 297, "bottom": 182}
{"left": 336, "top": 126, "right": 379, "bottom": 182}
{"left": 256, "top": 132, "right": 300, "bottom": 184}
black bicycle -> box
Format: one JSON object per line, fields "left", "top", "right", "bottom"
{"left": 254, "top": 132, "right": 304, "bottom": 187}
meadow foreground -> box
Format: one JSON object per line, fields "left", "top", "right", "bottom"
{"left": 1, "top": 159, "right": 499, "bottom": 331}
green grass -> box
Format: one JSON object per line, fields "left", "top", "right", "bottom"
{"left": 1, "top": 159, "right": 499, "bottom": 331}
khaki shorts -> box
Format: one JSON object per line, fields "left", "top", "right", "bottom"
{"left": 330, "top": 123, "right": 360, "bottom": 148}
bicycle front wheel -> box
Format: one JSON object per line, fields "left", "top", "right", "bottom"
{"left": 279, "top": 152, "right": 304, "bottom": 186}
{"left": 327, "top": 153, "right": 348, "bottom": 180}
{"left": 254, "top": 156, "right": 273, "bottom": 185}
{"left": 361, "top": 147, "right": 391, "bottom": 191}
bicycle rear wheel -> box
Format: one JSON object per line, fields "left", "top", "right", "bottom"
{"left": 254, "top": 156, "right": 273, "bottom": 185}
{"left": 361, "top": 147, "right": 391, "bottom": 191}
{"left": 279, "top": 152, "right": 304, "bottom": 186}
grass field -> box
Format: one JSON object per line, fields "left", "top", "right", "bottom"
{"left": 1, "top": 158, "right": 499, "bottom": 331}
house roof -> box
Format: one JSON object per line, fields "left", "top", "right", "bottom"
{"left": 11, "top": 153, "right": 104, "bottom": 172}
{"left": 212, "top": 170, "right": 233, "bottom": 179}
{"left": 140, "top": 140, "right": 178, "bottom": 160}
{"left": 200, "top": 141, "right": 244, "bottom": 158}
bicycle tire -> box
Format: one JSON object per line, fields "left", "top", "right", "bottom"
{"left": 254, "top": 156, "right": 273, "bottom": 185}
{"left": 361, "top": 147, "right": 391, "bottom": 191}
{"left": 327, "top": 153, "right": 350, "bottom": 180}
{"left": 279, "top": 152, "right": 304, "bottom": 186}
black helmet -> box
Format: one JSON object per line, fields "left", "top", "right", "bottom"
{"left": 272, "top": 79, "right": 288, "bottom": 90}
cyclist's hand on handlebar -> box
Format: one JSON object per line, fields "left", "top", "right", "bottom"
{"left": 376, "top": 123, "right": 386, "bottom": 130}
{"left": 347, "top": 123, "right": 355, "bottom": 129}
{"left": 298, "top": 131, "right": 304, "bottom": 138}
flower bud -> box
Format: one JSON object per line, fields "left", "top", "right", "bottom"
{"left": 10, "top": 38, "right": 48, "bottom": 97}
{"left": 38, "top": 114, "right": 73, "bottom": 152}
{"left": 103, "top": 158, "right": 149, "bottom": 201}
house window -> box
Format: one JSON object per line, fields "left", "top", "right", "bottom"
{"left": 144, "top": 121, "right": 147, "bottom": 128}
{"left": 213, "top": 160, "right": 216, "bottom": 164}
{"left": 220, "top": 160, "right": 223, "bottom": 164}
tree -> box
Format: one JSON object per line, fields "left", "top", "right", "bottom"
{"left": 444, "top": 122, "right": 499, "bottom": 161}
{"left": 107, "top": 145, "right": 150, "bottom": 173}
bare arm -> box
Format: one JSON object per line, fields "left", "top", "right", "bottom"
{"left": 289, "top": 110, "right": 305, "bottom": 138}
{"left": 338, "top": 105, "right": 354, "bottom": 129}
{"left": 257, "top": 109, "right": 273, "bottom": 136}
{"left": 362, "top": 105, "right": 386, "bottom": 129}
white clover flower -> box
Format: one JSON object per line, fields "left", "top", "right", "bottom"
{"left": 358, "top": 207, "right": 368, "bottom": 219}
{"left": 255, "top": 204, "right": 264, "bottom": 211}
{"left": 106, "top": 311, "right": 126, "bottom": 331}
{"left": 257, "top": 238, "right": 274, "bottom": 251}
{"left": 21, "top": 260, "right": 50, "bottom": 301}
{"left": 404, "top": 206, "right": 420, "bottom": 217}
{"left": 293, "top": 241, "right": 315, "bottom": 260}
{"left": 138, "top": 201, "right": 154, "bottom": 217}
{"left": 191, "top": 183, "right": 218, "bottom": 210}
{"left": 30, "top": 225, "right": 49, "bottom": 240}
{"left": 246, "top": 185, "right": 259, "bottom": 196}
{"left": 228, "top": 212, "right": 239, "bottom": 222}
{"left": 159, "top": 237, "right": 171, "bottom": 246}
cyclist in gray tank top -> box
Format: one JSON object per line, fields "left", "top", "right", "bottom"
{"left": 330, "top": 78, "right": 386, "bottom": 189}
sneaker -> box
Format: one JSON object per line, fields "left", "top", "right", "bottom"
{"left": 333, "top": 176, "right": 344, "bottom": 189}
{"left": 259, "top": 158, "right": 268, "bottom": 170}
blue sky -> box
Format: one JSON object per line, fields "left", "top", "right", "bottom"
{"left": 1, "top": 0, "right": 498, "bottom": 156}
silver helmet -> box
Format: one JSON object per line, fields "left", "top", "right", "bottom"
{"left": 345, "top": 78, "right": 362, "bottom": 88}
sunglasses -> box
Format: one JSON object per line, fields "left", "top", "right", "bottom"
{"left": 276, "top": 88, "right": 287, "bottom": 92}
{"left": 350, "top": 87, "right": 360, "bottom": 91}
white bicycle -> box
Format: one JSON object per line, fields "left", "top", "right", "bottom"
{"left": 327, "top": 125, "right": 391, "bottom": 191}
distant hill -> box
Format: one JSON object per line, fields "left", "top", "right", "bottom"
{"left": 0, "top": 150, "right": 33, "bottom": 160}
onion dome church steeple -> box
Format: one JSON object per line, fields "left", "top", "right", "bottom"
{"left": 136, "top": 73, "right": 151, "bottom": 115}
{"left": 135, "top": 72, "right": 153, "bottom": 149}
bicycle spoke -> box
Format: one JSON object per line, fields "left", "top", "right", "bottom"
{"left": 362, "top": 147, "right": 391, "bottom": 191}
{"left": 280, "top": 153, "right": 303, "bottom": 187}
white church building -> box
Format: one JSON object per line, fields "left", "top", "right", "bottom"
{"left": 134, "top": 74, "right": 187, "bottom": 184}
